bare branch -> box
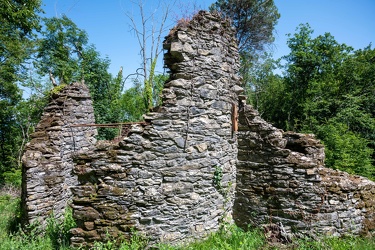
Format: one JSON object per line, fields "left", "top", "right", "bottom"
{"left": 123, "top": 0, "right": 176, "bottom": 109}
{"left": 49, "top": 70, "right": 58, "bottom": 86}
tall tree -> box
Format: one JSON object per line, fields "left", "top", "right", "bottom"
{"left": 35, "top": 15, "right": 126, "bottom": 140}
{"left": 209, "top": 0, "right": 280, "bottom": 55}
{"left": 35, "top": 15, "right": 88, "bottom": 85}
{"left": 209, "top": 0, "right": 280, "bottom": 94}
{"left": 119, "top": 81, "right": 147, "bottom": 122}
{"left": 80, "top": 45, "right": 114, "bottom": 139}
{"left": 282, "top": 24, "right": 353, "bottom": 131}
{"left": 245, "top": 52, "right": 285, "bottom": 124}
{"left": 0, "top": 0, "right": 42, "bottom": 181}
{"left": 125, "top": 0, "right": 173, "bottom": 111}
{"left": 257, "top": 23, "right": 374, "bottom": 179}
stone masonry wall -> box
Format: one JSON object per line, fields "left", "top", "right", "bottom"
{"left": 234, "top": 101, "right": 375, "bottom": 238}
{"left": 22, "top": 82, "right": 97, "bottom": 225}
{"left": 70, "top": 11, "right": 241, "bottom": 247}
{"left": 21, "top": 10, "right": 375, "bottom": 248}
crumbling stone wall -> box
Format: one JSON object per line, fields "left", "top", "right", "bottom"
{"left": 234, "top": 102, "right": 375, "bottom": 238}
{"left": 21, "top": 10, "right": 375, "bottom": 248}
{"left": 70, "top": 11, "right": 240, "bottom": 247}
{"left": 22, "top": 82, "right": 97, "bottom": 224}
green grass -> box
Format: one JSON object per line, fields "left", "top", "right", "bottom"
{"left": 293, "top": 236, "right": 375, "bottom": 250}
{"left": 0, "top": 189, "right": 75, "bottom": 250}
{"left": 158, "top": 224, "right": 265, "bottom": 250}
{"left": 0, "top": 194, "right": 59, "bottom": 250}
{"left": 1, "top": 188, "right": 375, "bottom": 250}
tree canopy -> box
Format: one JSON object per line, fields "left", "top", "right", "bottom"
{"left": 36, "top": 15, "right": 88, "bottom": 85}
{"left": 210, "top": 0, "right": 280, "bottom": 54}
{"left": 209, "top": 0, "right": 280, "bottom": 89}
{"left": 1, "top": 1, "right": 374, "bottom": 185}
{"left": 0, "top": 0, "right": 42, "bottom": 181}
{"left": 247, "top": 24, "right": 375, "bottom": 179}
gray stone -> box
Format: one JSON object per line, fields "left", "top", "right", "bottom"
{"left": 22, "top": 11, "right": 375, "bottom": 249}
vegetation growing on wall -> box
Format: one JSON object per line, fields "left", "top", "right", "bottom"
{"left": 0, "top": 0, "right": 374, "bottom": 247}
{"left": 1, "top": 0, "right": 373, "bottom": 185}
{"left": 1, "top": 190, "right": 375, "bottom": 249}
{"left": 0, "top": 1, "right": 170, "bottom": 182}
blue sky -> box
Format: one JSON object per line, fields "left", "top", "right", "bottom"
{"left": 41, "top": 0, "right": 375, "bottom": 88}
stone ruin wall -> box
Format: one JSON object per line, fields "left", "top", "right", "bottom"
{"left": 235, "top": 103, "right": 375, "bottom": 238}
{"left": 22, "top": 11, "right": 375, "bottom": 247}
{"left": 22, "top": 83, "right": 97, "bottom": 224}
{"left": 69, "top": 11, "right": 240, "bottom": 247}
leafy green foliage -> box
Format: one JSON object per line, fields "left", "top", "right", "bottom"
{"left": 282, "top": 24, "right": 355, "bottom": 131}
{"left": 152, "top": 74, "right": 168, "bottom": 107}
{"left": 82, "top": 47, "right": 121, "bottom": 139}
{"left": 1, "top": 194, "right": 374, "bottom": 250}
{"left": 0, "top": 101, "right": 20, "bottom": 178}
{"left": 91, "top": 228, "right": 148, "bottom": 250}
{"left": 250, "top": 23, "right": 375, "bottom": 179}
{"left": 34, "top": 15, "right": 128, "bottom": 140}
{"left": 0, "top": 2, "right": 164, "bottom": 170}
{"left": 244, "top": 53, "right": 285, "bottom": 123}
{"left": 144, "top": 58, "right": 157, "bottom": 111}
{"left": 159, "top": 225, "right": 265, "bottom": 250}
{"left": 0, "top": 90, "right": 47, "bottom": 184}
{"left": 209, "top": 0, "right": 280, "bottom": 55}
{"left": 213, "top": 166, "right": 223, "bottom": 191}
{"left": 210, "top": 0, "right": 280, "bottom": 94}
{"left": 2, "top": 169, "right": 22, "bottom": 187}
{"left": 316, "top": 121, "right": 374, "bottom": 178}
{"left": 294, "top": 236, "right": 375, "bottom": 250}
{"left": 117, "top": 73, "right": 167, "bottom": 123}
{"left": 0, "top": 0, "right": 42, "bottom": 35}
{"left": 0, "top": 0, "right": 42, "bottom": 182}
{"left": 36, "top": 15, "right": 88, "bottom": 85}
{"left": 0, "top": 0, "right": 42, "bottom": 85}
{"left": 46, "top": 208, "right": 77, "bottom": 250}
{"left": 119, "top": 82, "right": 147, "bottom": 122}
{"left": 0, "top": 195, "right": 76, "bottom": 250}
{"left": 0, "top": 195, "right": 20, "bottom": 233}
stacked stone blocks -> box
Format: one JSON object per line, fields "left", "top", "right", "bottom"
{"left": 21, "top": 11, "right": 375, "bottom": 248}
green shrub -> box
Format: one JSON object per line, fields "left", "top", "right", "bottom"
{"left": 46, "top": 207, "right": 77, "bottom": 249}
{"left": 2, "top": 168, "right": 22, "bottom": 187}
{"left": 119, "top": 229, "right": 148, "bottom": 250}
{"left": 316, "top": 121, "right": 374, "bottom": 180}
{"left": 0, "top": 196, "right": 76, "bottom": 250}
{"left": 91, "top": 228, "right": 148, "bottom": 250}
{"left": 1, "top": 195, "right": 375, "bottom": 249}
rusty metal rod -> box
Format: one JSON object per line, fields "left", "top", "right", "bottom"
{"left": 69, "top": 121, "right": 148, "bottom": 127}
